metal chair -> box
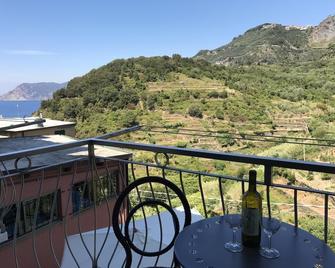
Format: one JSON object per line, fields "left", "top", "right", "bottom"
{"left": 112, "top": 176, "right": 192, "bottom": 268}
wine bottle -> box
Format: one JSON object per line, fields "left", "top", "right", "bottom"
{"left": 242, "top": 170, "right": 262, "bottom": 248}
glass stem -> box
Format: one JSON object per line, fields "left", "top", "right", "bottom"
{"left": 268, "top": 234, "right": 272, "bottom": 249}
{"left": 233, "top": 228, "right": 237, "bottom": 243}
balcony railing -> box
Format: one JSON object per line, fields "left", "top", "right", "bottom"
{"left": 0, "top": 128, "right": 334, "bottom": 267}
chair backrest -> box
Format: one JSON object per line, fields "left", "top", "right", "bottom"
{"left": 112, "top": 176, "right": 191, "bottom": 268}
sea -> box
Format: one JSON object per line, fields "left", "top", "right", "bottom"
{"left": 0, "top": 101, "right": 41, "bottom": 118}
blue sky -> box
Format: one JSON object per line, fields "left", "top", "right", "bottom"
{"left": 0, "top": 0, "right": 334, "bottom": 93}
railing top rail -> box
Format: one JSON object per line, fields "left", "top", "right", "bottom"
{"left": 92, "top": 138, "right": 335, "bottom": 174}
{"left": 0, "top": 125, "right": 334, "bottom": 175}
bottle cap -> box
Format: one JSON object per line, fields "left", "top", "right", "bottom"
{"left": 249, "top": 169, "right": 257, "bottom": 177}
{"left": 249, "top": 170, "right": 257, "bottom": 182}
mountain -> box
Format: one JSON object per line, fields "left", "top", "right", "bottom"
{"left": 194, "top": 15, "right": 335, "bottom": 65}
{"left": 0, "top": 82, "right": 67, "bottom": 100}
{"left": 309, "top": 15, "right": 335, "bottom": 47}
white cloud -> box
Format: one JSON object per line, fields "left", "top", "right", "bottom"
{"left": 3, "top": 49, "right": 56, "bottom": 56}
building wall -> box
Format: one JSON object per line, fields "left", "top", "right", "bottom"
{"left": 0, "top": 158, "right": 128, "bottom": 268}
{"left": 4, "top": 125, "right": 76, "bottom": 138}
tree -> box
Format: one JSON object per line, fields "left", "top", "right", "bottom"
{"left": 117, "top": 111, "right": 139, "bottom": 127}
{"left": 63, "top": 100, "right": 82, "bottom": 119}
{"left": 146, "top": 94, "right": 157, "bottom": 110}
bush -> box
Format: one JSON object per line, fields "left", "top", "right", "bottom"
{"left": 214, "top": 161, "right": 226, "bottom": 171}
{"left": 306, "top": 171, "right": 314, "bottom": 181}
{"left": 274, "top": 168, "right": 296, "bottom": 185}
{"left": 218, "top": 134, "right": 235, "bottom": 147}
{"left": 284, "top": 171, "right": 296, "bottom": 185}
{"left": 188, "top": 105, "right": 203, "bottom": 118}
{"left": 218, "top": 91, "right": 228, "bottom": 98}
{"left": 215, "top": 108, "right": 225, "bottom": 120}
{"left": 176, "top": 141, "right": 188, "bottom": 148}
{"left": 117, "top": 111, "right": 139, "bottom": 127}
{"left": 237, "top": 166, "right": 247, "bottom": 179}
{"left": 321, "top": 173, "right": 332, "bottom": 181}
{"left": 191, "top": 91, "right": 200, "bottom": 99}
{"left": 146, "top": 94, "right": 157, "bottom": 110}
{"left": 208, "top": 91, "right": 219, "bottom": 98}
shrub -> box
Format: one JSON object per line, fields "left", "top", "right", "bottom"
{"left": 321, "top": 173, "right": 332, "bottom": 181}
{"left": 218, "top": 91, "right": 228, "bottom": 98}
{"left": 117, "top": 111, "right": 139, "bottom": 127}
{"left": 215, "top": 108, "right": 225, "bottom": 120}
{"left": 218, "top": 134, "right": 235, "bottom": 147}
{"left": 306, "top": 171, "right": 314, "bottom": 181}
{"left": 191, "top": 91, "right": 200, "bottom": 99}
{"left": 176, "top": 141, "right": 188, "bottom": 148}
{"left": 214, "top": 161, "right": 226, "bottom": 171}
{"left": 237, "top": 166, "right": 247, "bottom": 179}
{"left": 146, "top": 94, "right": 157, "bottom": 110}
{"left": 208, "top": 91, "right": 219, "bottom": 98}
{"left": 284, "top": 171, "right": 296, "bottom": 185}
{"left": 188, "top": 105, "right": 203, "bottom": 118}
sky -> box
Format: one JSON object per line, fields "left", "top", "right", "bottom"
{"left": 0, "top": 0, "right": 335, "bottom": 93}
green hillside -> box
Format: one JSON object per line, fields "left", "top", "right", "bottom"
{"left": 40, "top": 55, "right": 335, "bottom": 139}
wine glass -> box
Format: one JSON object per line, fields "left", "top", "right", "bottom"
{"left": 312, "top": 246, "right": 324, "bottom": 268}
{"left": 224, "top": 201, "right": 243, "bottom": 253}
{"left": 259, "top": 207, "right": 281, "bottom": 259}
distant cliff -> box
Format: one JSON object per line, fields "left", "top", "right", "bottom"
{"left": 0, "top": 82, "right": 67, "bottom": 100}
{"left": 194, "top": 15, "right": 335, "bottom": 65}
{"left": 309, "top": 15, "right": 335, "bottom": 47}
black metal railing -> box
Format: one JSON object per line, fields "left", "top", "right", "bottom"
{"left": 0, "top": 128, "right": 334, "bottom": 267}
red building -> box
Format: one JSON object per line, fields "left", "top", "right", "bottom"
{"left": 0, "top": 135, "right": 131, "bottom": 267}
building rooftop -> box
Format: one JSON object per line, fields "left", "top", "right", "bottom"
{"left": 0, "top": 135, "right": 131, "bottom": 172}
{"left": 0, "top": 117, "right": 75, "bottom": 132}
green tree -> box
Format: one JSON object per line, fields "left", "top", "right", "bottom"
{"left": 117, "top": 111, "right": 139, "bottom": 127}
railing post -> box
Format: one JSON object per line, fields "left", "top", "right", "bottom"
{"left": 88, "top": 141, "right": 97, "bottom": 204}
{"left": 324, "top": 194, "right": 329, "bottom": 244}
{"left": 294, "top": 189, "right": 298, "bottom": 230}
{"left": 92, "top": 260, "right": 98, "bottom": 268}
{"left": 88, "top": 141, "right": 98, "bottom": 267}
{"left": 264, "top": 165, "right": 272, "bottom": 218}
{"left": 264, "top": 165, "right": 272, "bottom": 186}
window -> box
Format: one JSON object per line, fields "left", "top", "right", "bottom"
{"left": 54, "top": 129, "right": 65, "bottom": 135}
{"left": 0, "top": 205, "right": 17, "bottom": 240}
{"left": 22, "top": 192, "right": 60, "bottom": 231}
{"left": 0, "top": 191, "right": 61, "bottom": 243}
{"left": 72, "top": 181, "right": 93, "bottom": 213}
{"left": 96, "top": 170, "right": 119, "bottom": 202}
{"left": 72, "top": 171, "right": 119, "bottom": 213}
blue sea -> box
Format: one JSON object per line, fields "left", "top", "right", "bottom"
{"left": 0, "top": 101, "right": 41, "bottom": 118}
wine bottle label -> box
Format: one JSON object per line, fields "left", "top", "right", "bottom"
{"left": 242, "top": 208, "right": 260, "bottom": 236}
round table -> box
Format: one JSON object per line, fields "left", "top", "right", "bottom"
{"left": 174, "top": 215, "right": 335, "bottom": 268}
